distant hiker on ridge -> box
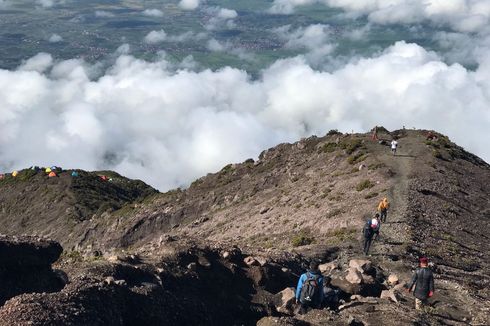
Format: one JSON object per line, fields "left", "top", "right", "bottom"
{"left": 377, "top": 197, "right": 390, "bottom": 223}
{"left": 362, "top": 215, "right": 379, "bottom": 255}
{"left": 372, "top": 126, "right": 379, "bottom": 141}
{"left": 296, "top": 261, "right": 324, "bottom": 314}
{"left": 407, "top": 257, "right": 435, "bottom": 310}
{"left": 391, "top": 139, "right": 398, "bottom": 156}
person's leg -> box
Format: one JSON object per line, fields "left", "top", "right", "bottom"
{"left": 415, "top": 298, "right": 422, "bottom": 310}
{"left": 364, "top": 237, "right": 372, "bottom": 255}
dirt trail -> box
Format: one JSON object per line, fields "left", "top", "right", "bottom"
{"left": 365, "top": 135, "right": 424, "bottom": 278}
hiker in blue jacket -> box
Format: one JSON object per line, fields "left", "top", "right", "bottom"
{"left": 295, "top": 261, "right": 324, "bottom": 314}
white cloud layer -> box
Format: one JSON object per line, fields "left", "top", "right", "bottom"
{"left": 144, "top": 29, "right": 167, "bottom": 44}
{"left": 179, "top": 0, "right": 201, "bottom": 11}
{"left": 269, "top": 0, "right": 490, "bottom": 32}
{"left": 48, "top": 34, "right": 63, "bottom": 43}
{"left": 1, "top": 42, "right": 489, "bottom": 190}
{"left": 142, "top": 9, "right": 164, "bottom": 17}
{"left": 95, "top": 10, "right": 115, "bottom": 18}
{"left": 205, "top": 7, "right": 238, "bottom": 30}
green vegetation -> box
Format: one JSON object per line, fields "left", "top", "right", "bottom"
{"left": 368, "top": 162, "right": 385, "bottom": 170}
{"left": 347, "top": 152, "right": 368, "bottom": 164}
{"left": 327, "top": 227, "right": 357, "bottom": 243}
{"left": 364, "top": 192, "right": 378, "bottom": 199}
{"left": 320, "top": 142, "right": 338, "bottom": 153}
{"left": 291, "top": 231, "right": 314, "bottom": 247}
{"left": 327, "top": 129, "right": 342, "bottom": 136}
{"left": 339, "top": 138, "right": 364, "bottom": 154}
{"left": 356, "top": 179, "right": 375, "bottom": 191}
{"left": 325, "top": 208, "right": 343, "bottom": 219}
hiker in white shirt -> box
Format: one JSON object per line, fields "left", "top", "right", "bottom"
{"left": 391, "top": 139, "right": 398, "bottom": 156}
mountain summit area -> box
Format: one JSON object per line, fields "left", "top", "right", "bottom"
{"left": 0, "top": 128, "right": 488, "bottom": 325}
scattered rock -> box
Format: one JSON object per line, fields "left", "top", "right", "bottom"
{"left": 319, "top": 262, "right": 338, "bottom": 274}
{"left": 361, "top": 274, "right": 375, "bottom": 284}
{"left": 260, "top": 207, "right": 270, "bottom": 214}
{"left": 222, "top": 251, "right": 230, "bottom": 259}
{"left": 387, "top": 274, "right": 399, "bottom": 286}
{"left": 346, "top": 268, "right": 363, "bottom": 284}
{"left": 380, "top": 290, "right": 398, "bottom": 303}
{"left": 198, "top": 256, "right": 212, "bottom": 269}
{"left": 255, "top": 256, "right": 268, "bottom": 267}
{"left": 104, "top": 276, "right": 115, "bottom": 285}
{"left": 114, "top": 279, "right": 127, "bottom": 286}
{"left": 187, "top": 262, "right": 197, "bottom": 271}
{"left": 275, "top": 287, "right": 296, "bottom": 314}
{"left": 349, "top": 259, "right": 372, "bottom": 274}
{"left": 244, "top": 256, "right": 258, "bottom": 266}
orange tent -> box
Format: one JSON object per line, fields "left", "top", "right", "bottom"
{"left": 48, "top": 171, "right": 57, "bottom": 178}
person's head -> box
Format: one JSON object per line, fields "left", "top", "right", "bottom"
{"left": 323, "top": 276, "right": 332, "bottom": 285}
{"left": 419, "top": 257, "right": 428, "bottom": 267}
{"left": 375, "top": 213, "right": 380, "bottom": 218}
{"left": 309, "top": 260, "right": 319, "bottom": 272}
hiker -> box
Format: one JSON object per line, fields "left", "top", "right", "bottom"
{"left": 322, "top": 276, "right": 340, "bottom": 310}
{"left": 372, "top": 126, "right": 378, "bottom": 141}
{"left": 391, "top": 139, "right": 398, "bottom": 156}
{"left": 377, "top": 197, "right": 390, "bottom": 223}
{"left": 296, "top": 261, "right": 324, "bottom": 314}
{"left": 407, "top": 257, "right": 434, "bottom": 310}
{"left": 362, "top": 216, "right": 379, "bottom": 255}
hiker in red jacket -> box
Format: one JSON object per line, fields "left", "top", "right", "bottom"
{"left": 407, "top": 257, "right": 435, "bottom": 310}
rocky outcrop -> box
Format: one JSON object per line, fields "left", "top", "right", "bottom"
{"left": 0, "top": 235, "right": 64, "bottom": 305}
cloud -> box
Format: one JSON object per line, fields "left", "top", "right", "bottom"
{"left": 268, "top": 0, "right": 490, "bottom": 32}
{"left": 144, "top": 30, "right": 167, "bottom": 44}
{"left": 1, "top": 42, "right": 489, "bottom": 191}
{"left": 204, "top": 7, "right": 238, "bottom": 30}
{"left": 142, "top": 9, "right": 164, "bottom": 17}
{"left": 273, "top": 24, "right": 336, "bottom": 64}
{"left": 48, "top": 34, "right": 63, "bottom": 43}
{"left": 18, "top": 53, "right": 53, "bottom": 73}
{"left": 36, "top": 0, "right": 65, "bottom": 8}
{"left": 206, "top": 39, "right": 255, "bottom": 61}
{"left": 179, "top": 0, "right": 201, "bottom": 11}
{"left": 95, "top": 10, "right": 115, "bottom": 18}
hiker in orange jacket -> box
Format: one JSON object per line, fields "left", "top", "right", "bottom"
{"left": 377, "top": 198, "right": 389, "bottom": 223}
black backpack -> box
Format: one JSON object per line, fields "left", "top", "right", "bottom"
{"left": 300, "top": 272, "right": 321, "bottom": 305}
{"left": 363, "top": 221, "right": 374, "bottom": 238}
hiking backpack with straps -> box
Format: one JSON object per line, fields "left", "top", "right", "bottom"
{"left": 299, "top": 272, "right": 321, "bottom": 304}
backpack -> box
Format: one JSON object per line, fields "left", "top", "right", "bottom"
{"left": 300, "top": 272, "right": 321, "bottom": 305}
{"left": 363, "top": 221, "right": 374, "bottom": 238}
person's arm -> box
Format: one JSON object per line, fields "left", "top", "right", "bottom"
{"left": 296, "top": 275, "right": 305, "bottom": 301}
{"left": 408, "top": 270, "right": 418, "bottom": 292}
{"left": 428, "top": 271, "right": 434, "bottom": 296}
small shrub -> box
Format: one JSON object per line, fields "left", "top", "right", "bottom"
{"left": 220, "top": 164, "right": 233, "bottom": 174}
{"left": 432, "top": 149, "right": 443, "bottom": 159}
{"left": 327, "top": 129, "right": 342, "bottom": 136}
{"left": 356, "top": 179, "right": 375, "bottom": 191}
{"left": 291, "top": 231, "right": 314, "bottom": 247}
{"left": 320, "top": 142, "right": 338, "bottom": 153}
{"left": 340, "top": 138, "right": 363, "bottom": 154}
{"left": 347, "top": 152, "right": 368, "bottom": 165}
{"left": 364, "top": 192, "right": 378, "bottom": 199}
{"left": 326, "top": 208, "right": 342, "bottom": 219}
{"left": 368, "top": 162, "right": 385, "bottom": 170}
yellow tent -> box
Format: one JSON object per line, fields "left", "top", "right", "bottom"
{"left": 12, "top": 171, "right": 18, "bottom": 177}
{"left": 45, "top": 168, "right": 52, "bottom": 173}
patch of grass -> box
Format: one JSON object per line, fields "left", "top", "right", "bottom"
{"left": 364, "top": 192, "right": 378, "bottom": 199}
{"left": 432, "top": 149, "right": 443, "bottom": 159}
{"left": 319, "top": 142, "right": 337, "bottom": 153}
{"left": 339, "top": 138, "right": 364, "bottom": 155}
{"left": 320, "top": 188, "right": 332, "bottom": 199}
{"left": 291, "top": 231, "right": 314, "bottom": 247}
{"left": 368, "top": 162, "right": 385, "bottom": 170}
{"left": 356, "top": 179, "right": 375, "bottom": 192}
{"left": 328, "top": 228, "right": 357, "bottom": 242}
{"left": 347, "top": 152, "right": 368, "bottom": 165}
{"left": 325, "top": 208, "right": 342, "bottom": 219}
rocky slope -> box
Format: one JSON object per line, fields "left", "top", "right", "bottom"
{"left": 0, "top": 128, "right": 489, "bottom": 325}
